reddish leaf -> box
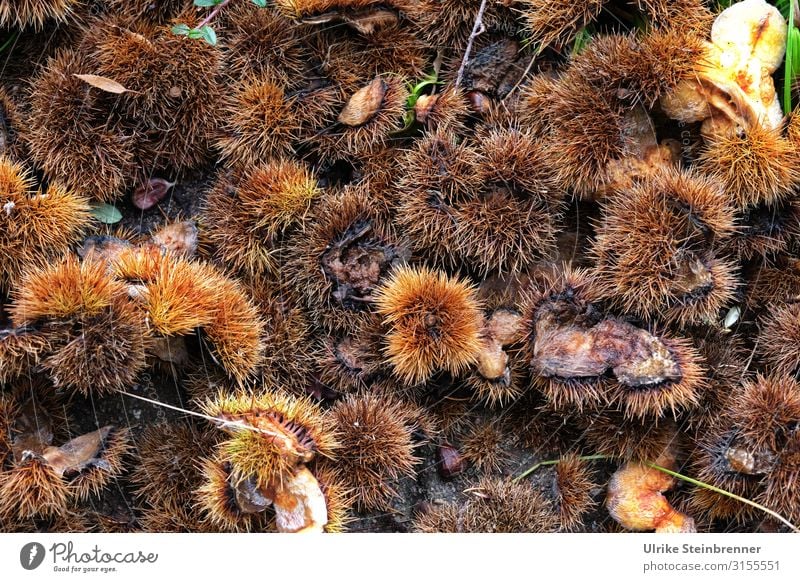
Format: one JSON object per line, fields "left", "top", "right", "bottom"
{"left": 132, "top": 178, "right": 175, "bottom": 210}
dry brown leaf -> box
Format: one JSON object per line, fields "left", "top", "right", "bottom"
{"left": 73, "top": 74, "right": 130, "bottom": 94}
{"left": 338, "top": 77, "right": 387, "bottom": 126}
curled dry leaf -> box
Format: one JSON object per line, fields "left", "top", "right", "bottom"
{"left": 338, "top": 77, "right": 387, "bottom": 127}
{"left": 300, "top": 8, "right": 398, "bottom": 35}
{"left": 132, "top": 178, "right": 175, "bottom": 210}
{"left": 73, "top": 74, "right": 130, "bottom": 94}
{"left": 272, "top": 466, "right": 328, "bottom": 533}
{"left": 41, "top": 426, "right": 113, "bottom": 477}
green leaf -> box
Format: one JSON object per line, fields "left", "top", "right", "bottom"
{"left": 90, "top": 203, "right": 123, "bottom": 225}
{"left": 199, "top": 25, "right": 217, "bottom": 46}
{"left": 194, "top": 0, "right": 222, "bottom": 6}
{"left": 171, "top": 23, "right": 191, "bottom": 36}
{"left": 784, "top": 0, "right": 800, "bottom": 114}
{"left": 250, "top": 0, "right": 268, "bottom": 6}
{"left": 571, "top": 28, "right": 592, "bottom": 56}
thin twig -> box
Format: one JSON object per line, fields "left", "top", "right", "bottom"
{"left": 195, "top": 0, "right": 233, "bottom": 30}
{"left": 513, "top": 455, "right": 610, "bottom": 483}
{"left": 514, "top": 455, "right": 799, "bottom": 532}
{"left": 455, "top": 0, "right": 488, "bottom": 88}
{"left": 645, "top": 462, "right": 800, "bottom": 533}
{"left": 118, "top": 390, "right": 267, "bottom": 435}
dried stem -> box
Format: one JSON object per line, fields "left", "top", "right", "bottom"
{"left": 196, "top": 0, "right": 233, "bottom": 30}
{"left": 455, "top": 0, "right": 489, "bottom": 88}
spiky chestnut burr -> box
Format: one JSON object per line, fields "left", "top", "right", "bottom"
{"left": 727, "top": 198, "right": 800, "bottom": 260}
{"left": 686, "top": 425, "right": 768, "bottom": 524}
{"left": 273, "top": 0, "right": 396, "bottom": 16}
{"left": 457, "top": 127, "right": 562, "bottom": 276}
{"left": 243, "top": 279, "right": 315, "bottom": 396}
{"left": 0, "top": 0, "right": 79, "bottom": 29}
{"left": 523, "top": 267, "right": 611, "bottom": 411}
{"left": 0, "top": 156, "right": 90, "bottom": 290}
{"left": 731, "top": 374, "right": 800, "bottom": 454}
{"left": 24, "top": 49, "right": 135, "bottom": 201}
{"left": 287, "top": 183, "right": 409, "bottom": 334}
{"left": 9, "top": 256, "right": 151, "bottom": 395}
{"left": 306, "top": 24, "right": 427, "bottom": 94}
{"left": 0, "top": 454, "right": 70, "bottom": 521}
{"left": 91, "top": 16, "right": 223, "bottom": 173}
{"left": 591, "top": 168, "right": 738, "bottom": 327}
{"left": 130, "top": 421, "right": 218, "bottom": 512}
{"left": 687, "top": 329, "right": 748, "bottom": 430}
{"left": 201, "top": 274, "right": 265, "bottom": 386}
{"left": 758, "top": 430, "right": 800, "bottom": 527}
{"left": 203, "top": 159, "right": 319, "bottom": 278}
{"left": 687, "top": 374, "right": 800, "bottom": 526}
{"left": 632, "top": 0, "right": 714, "bottom": 33}
{"left": 330, "top": 393, "right": 419, "bottom": 510}
{"left": 0, "top": 393, "right": 19, "bottom": 468}
{"left": 314, "top": 314, "right": 385, "bottom": 393}
{"left": 638, "top": 27, "right": 708, "bottom": 99}
{"left": 111, "top": 246, "right": 265, "bottom": 384}
{"left": 517, "top": 1, "right": 605, "bottom": 51}
{"left": 550, "top": 455, "right": 600, "bottom": 532}
{"left": 758, "top": 302, "right": 800, "bottom": 377}
{"left": 698, "top": 125, "right": 800, "bottom": 209}
{"left": 540, "top": 69, "right": 632, "bottom": 198}
{"left": 0, "top": 325, "right": 50, "bottom": 385}
{"left": 197, "top": 455, "right": 333, "bottom": 533}
{"left": 744, "top": 256, "right": 800, "bottom": 311}
{"left": 138, "top": 500, "right": 215, "bottom": 533}
{"left": 195, "top": 455, "right": 276, "bottom": 532}
{"left": 310, "top": 76, "right": 408, "bottom": 162}
{"left": 582, "top": 412, "right": 684, "bottom": 462}
{"left": 5, "top": 506, "right": 93, "bottom": 533}
{"left": 458, "top": 419, "right": 512, "bottom": 475}
{"left": 60, "top": 427, "right": 131, "bottom": 501}
{"left": 0, "top": 426, "right": 130, "bottom": 522}
{"left": 375, "top": 265, "right": 483, "bottom": 386}
{"left": 607, "top": 458, "right": 697, "bottom": 533}
{"left": 394, "top": 130, "right": 481, "bottom": 268}
{"left": 518, "top": 74, "right": 559, "bottom": 139}
{"left": 0, "top": 88, "right": 26, "bottom": 161}
{"left": 105, "top": 0, "right": 189, "bottom": 24}
{"left": 405, "top": 0, "right": 517, "bottom": 52}
{"left": 413, "top": 86, "right": 471, "bottom": 135}
{"left": 215, "top": 76, "right": 301, "bottom": 169}
{"left": 413, "top": 476, "right": 560, "bottom": 533}
{"left": 466, "top": 300, "right": 527, "bottom": 407}
{"left": 569, "top": 32, "right": 705, "bottom": 108}
{"left": 526, "top": 265, "right": 707, "bottom": 418}
{"left": 609, "top": 334, "right": 707, "bottom": 421}
{"left": 219, "top": 3, "right": 310, "bottom": 84}
{"left": 507, "top": 394, "right": 588, "bottom": 458}
{"left": 201, "top": 389, "right": 338, "bottom": 490}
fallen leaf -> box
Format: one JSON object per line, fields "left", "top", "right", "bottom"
{"left": 90, "top": 202, "right": 123, "bottom": 224}
{"left": 132, "top": 177, "right": 175, "bottom": 210}
{"left": 338, "top": 77, "right": 387, "bottom": 126}
{"left": 73, "top": 74, "right": 130, "bottom": 94}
